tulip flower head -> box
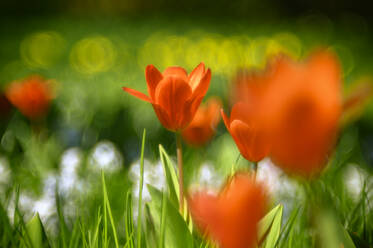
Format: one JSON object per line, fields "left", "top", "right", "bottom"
{"left": 222, "top": 66, "right": 277, "bottom": 163}
{"left": 260, "top": 50, "right": 342, "bottom": 178}
{"left": 181, "top": 97, "right": 222, "bottom": 146}
{"left": 189, "top": 172, "right": 267, "bottom": 248}
{"left": 221, "top": 102, "right": 271, "bottom": 162}
{"left": 123, "top": 63, "right": 211, "bottom": 131}
{"left": 5, "top": 75, "right": 54, "bottom": 120}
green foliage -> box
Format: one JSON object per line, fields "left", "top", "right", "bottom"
{"left": 24, "top": 213, "right": 50, "bottom": 248}
{"left": 258, "top": 204, "right": 283, "bottom": 248}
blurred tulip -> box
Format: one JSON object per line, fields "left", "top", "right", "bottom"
{"left": 221, "top": 102, "right": 271, "bottom": 162}
{"left": 229, "top": 67, "right": 272, "bottom": 106}
{"left": 222, "top": 64, "right": 279, "bottom": 163}
{"left": 260, "top": 50, "right": 342, "bottom": 178}
{"left": 123, "top": 63, "right": 211, "bottom": 131}
{"left": 5, "top": 75, "right": 54, "bottom": 120}
{"left": 181, "top": 97, "right": 221, "bottom": 146}
{"left": 189, "top": 172, "right": 267, "bottom": 248}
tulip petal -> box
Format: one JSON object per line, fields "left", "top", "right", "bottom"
{"left": 122, "top": 87, "right": 152, "bottom": 103}
{"left": 188, "top": 192, "right": 219, "bottom": 234}
{"left": 230, "top": 120, "right": 268, "bottom": 162}
{"left": 145, "top": 65, "right": 163, "bottom": 100}
{"left": 188, "top": 62, "right": 205, "bottom": 91}
{"left": 230, "top": 102, "right": 253, "bottom": 125}
{"left": 155, "top": 76, "right": 192, "bottom": 130}
{"left": 179, "top": 96, "right": 203, "bottom": 129}
{"left": 221, "top": 109, "right": 231, "bottom": 131}
{"left": 163, "top": 66, "right": 188, "bottom": 81}
{"left": 152, "top": 103, "right": 174, "bottom": 130}
{"left": 206, "top": 98, "right": 222, "bottom": 126}
{"left": 192, "top": 68, "right": 211, "bottom": 99}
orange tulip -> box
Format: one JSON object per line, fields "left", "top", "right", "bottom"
{"left": 229, "top": 67, "right": 272, "bottom": 106}
{"left": 260, "top": 50, "right": 342, "bottom": 178}
{"left": 5, "top": 75, "right": 54, "bottom": 120}
{"left": 181, "top": 97, "right": 221, "bottom": 146}
{"left": 189, "top": 172, "right": 267, "bottom": 248}
{"left": 221, "top": 101, "right": 271, "bottom": 162}
{"left": 222, "top": 65, "right": 279, "bottom": 162}
{"left": 123, "top": 63, "right": 211, "bottom": 131}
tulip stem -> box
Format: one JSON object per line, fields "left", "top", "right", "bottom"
{"left": 253, "top": 161, "right": 258, "bottom": 179}
{"left": 176, "top": 132, "right": 184, "bottom": 213}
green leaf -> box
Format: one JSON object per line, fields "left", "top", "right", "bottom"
{"left": 339, "top": 223, "right": 356, "bottom": 248}
{"left": 159, "top": 144, "right": 179, "bottom": 207}
{"left": 317, "top": 209, "right": 356, "bottom": 248}
{"left": 278, "top": 206, "right": 300, "bottom": 247}
{"left": 25, "top": 213, "right": 50, "bottom": 248}
{"left": 258, "top": 204, "right": 283, "bottom": 248}
{"left": 147, "top": 186, "right": 193, "bottom": 248}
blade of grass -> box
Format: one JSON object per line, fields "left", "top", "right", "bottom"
{"left": 56, "top": 188, "right": 68, "bottom": 248}
{"left": 277, "top": 206, "right": 300, "bottom": 247}
{"left": 102, "top": 172, "right": 120, "bottom": 248}
{"left": 104, "top": 178, "right": 108, "bottom": 248}
{"left": 92, "top": 207, "right": 102, "bottom": 248}
{"left": 68, "top": 219, "right": 81, "bottom": 248}
{"left": 158, "top": 190, "right": 167, "bottom": 248}
{"left": 79, "top": 220, "right": 88, "bottom": 248}
{"left": 137, "top": 129, "right": 146, "bottom": 248}
{"left": 13, "top": 187, "right": 34, "bottom": 248}
{"left": 124, "top": 191, "right": 134, "bottom": 248}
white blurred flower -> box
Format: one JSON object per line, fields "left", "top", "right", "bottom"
{"left": 89, "top": 141, "right": 123, "bottom": 172}
{"left": 256, "top": 158, "right": 299, "bottom": 221}
{"left": 257, "top": 158, "right": 297, "bottom": 198}
{"left": 344, "top": 164, "right": 372, "bottom": 201}
{"left": 129, "top": 159, "right": 166, "bottom": 220}
{"left": 16, "top": 174, "right": 58, "bottom": 234}
{"left": 189, "top": 162, "right": 223, "bottom": 194}
{"left": 18, "top": 193, "right": 35, "bottom": 219}
{"left": 129, "top": 159, "right": 166, "bottom": 200}
{"left": 59, "top": 147, "right": 83, "bottom": 195}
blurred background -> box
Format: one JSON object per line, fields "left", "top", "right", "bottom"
{"left": 0, "top": 0, "right": 373, "bottom": 243}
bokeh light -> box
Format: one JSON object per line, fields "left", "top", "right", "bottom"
{"left": 70, "top": 36, "right": 117, "bottom": 74}
{"left": 20, "top": 31, "right": 66, "bottom": 68}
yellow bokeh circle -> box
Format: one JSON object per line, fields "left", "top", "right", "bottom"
{"left": 70, "top": 36, "right": 117, "bottom": 74}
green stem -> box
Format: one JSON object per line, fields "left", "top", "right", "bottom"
{"left": 137, "top": 129, "right": 146, "bottom": 248}
{"left": 176, "top": 132, "right": 184, "bottom": 213}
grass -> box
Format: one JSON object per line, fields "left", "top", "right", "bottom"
{"left": 0, "top": 127, "right": 372, "bottom": 248}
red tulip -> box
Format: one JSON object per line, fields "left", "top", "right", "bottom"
{"left": 221, "top": 102, "right": 271, "bottom": 162}
{"left": 5, "top": 75, "right": 54, "bottom": 120}
{"left": 189, "top": 172, "right": 267, "bottom": 248}
{"left": 260, "top": 50, "right": 342, "bottom": 177}
{"left": 222, "top": 65, "right": 279, "bottom": 162}
{"left": 123, "top": 63, "right": 211, "bottom": 131}
{"left": 181, "top": 97, "right": 221, "bottom": 146}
